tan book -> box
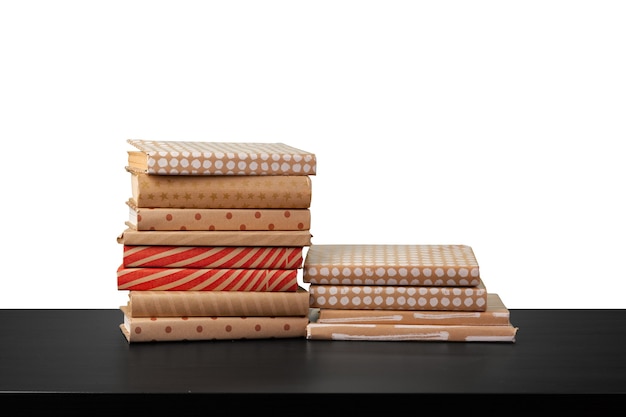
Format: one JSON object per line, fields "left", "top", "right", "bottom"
{"left": 120, "top": 306, "right": 309, "bottom": 343}
{"left": 126, "top": 199, "right": 311, "bottom": 231}
{"left": 127, "top": 139, "right": 316, "bottom": 176}
{"left": 308, "top": 280, "right": 488, "bottom": 311}
{"left": 126, "top": 287, "right": 310, "bottom": 317}
{"left": 305, "top": 322, "right": 518, "bottom": 343}
{"left": 117, "top": 228, "right": 313, "bottom": 247}
{"left": 304, "top": 244, "right": 481, "bottom": 287}
{"left": 128, "top": 168, "right": 313, "bottom": 209}
{"left": 316, "top": 293, "right": 511, "bottom": 325}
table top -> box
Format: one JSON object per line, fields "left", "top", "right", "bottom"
{"left": 1, "top": 308, "right": 625, "bottom": 414}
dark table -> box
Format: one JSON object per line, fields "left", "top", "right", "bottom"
{"left": 1, "top": 309, "right": 625, "bottom": 415}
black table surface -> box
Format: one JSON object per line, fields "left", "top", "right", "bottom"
{"left": 1, "top": 309, "right": 625, "bottom": 414}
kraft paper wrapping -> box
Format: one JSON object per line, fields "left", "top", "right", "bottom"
{"left": 117, "top": 228, "right": 313, "bottom": 247}
{"left": 117, "top": 265, "right": 298, "bottom": 291}
{"left": 316, "top": 293, "right": 510, "bottom": 325}
{"left": 126, "top": 200, "right": 311, "bottom": 231}
{"left": 120, "top": 306, "right": 309, "bottom": 342}
{"left": 305, "top": 323, "right": 518, "bottom": 342}
{"left": 304, "top": 244, "right": 481, "bottom": 287}
{"left": 127, "top": 287, "right": 310, "bottom": 317}
{"left": 308, "top": 281, "right": 488, "bottom": 311}
{"left": 127, "top": 139, "right": 316, "bottom": 176}
{"left": 129, "top": 169, "right": 312, "bottom": 209}
{"left": 123, "top": 245, "right": 304, "bottom": 269}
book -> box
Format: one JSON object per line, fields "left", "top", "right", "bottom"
{"left": 126, "top": 199, "right": 311, "bottom": 231}
{"left": 125, "top": 287, "right": 310, "bottom": 317}
{"left": 119, "top": 306, "right": 309, "bottom": 342}
{"left": 117, "top": 228, "right": 313, "bottom": 247}
{"left": 308, "top": 280, "right": 488, "bottom": 311}
{"left": 122, "top": 245, "right": 304, "bottom": 269}
{"left": 127, "top": 139, "right": 316, "bottom": 176}
{"left": 304, "top": 244, "right": 481, "bottom": 287}
{"left": 316, "top": 293, "right": 511, "bottom": 325}
{"left": 305, "top": 322, "right": 518, "bottom": 342}
{"left": 117, "top": 265, "right": 299, "bottom": 291}
{"left": 128, "top": 168, "right": 313, "bottom": 209}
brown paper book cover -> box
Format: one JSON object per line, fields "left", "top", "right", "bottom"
{"left": 128, "top": 168, "right": 312, "bottom": 209}
{"left": 126, "top": 287, "right": 310, "bottom": 317}
{"left": 120, "top": 306, "right": 309, "bottom": 342}
{"left": 126, "top": 199, "right": 311, "bottom": 231}
{"left": 127, "top": 139, "right": 316, "bottom": 176}
{"left": 304, "top": 244, "right": 481, "bottom": 287}
{"left": 308, "top": 280, "right": 488, "bottom": 311}
{"left": 117, "top": 228, "right": 313, "bottom": 247}
{"left": 316, "top": 293, "right": 510, "bottom": 325}
{"left": 305, "top": 322, "right": 518, "bottom": 342}
{"left": 123, "top": 245, "right": 304, "bottom": 269}
{"left": 117, "top": 265, "right": 299, "bottom": 291}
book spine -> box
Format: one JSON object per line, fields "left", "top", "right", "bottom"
{"left": 117, "top": 266, "right": 299, "bottom": 291}
{"left": 305, "top": 323, "right": 518, "bottom": 342}
{"left": 308, "top": 284, "right": 488, "bottom": 311}
{"left": 131, "top": 172, "right": 312, "bottom": 209}
{"left": 123, "top": 246, "right": 304, "bottom": 269}
{"left": 121, "top": 316, "right": 309, "bottom": 342}
{"left": 128, "top": 289, "right": 310, "bottom": 317}
{"left": 129, "top": 205, "right": 311, "bottom": 231}
{"left": 117, "top": 229, "right": 313, "bottom": 247}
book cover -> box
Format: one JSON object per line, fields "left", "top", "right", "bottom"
{"left": 316, "top": 293, "right": 510, "bottom": 325}
{"left": 308, "top": 280, "right": 488, "bottom": 311}
{"left": 123, "top": 245, "right": 304, "bottom": 269}
{"left": 117, "top": 265, "right": 299, "bottom": 291}
{"left": 304, "top": 244, "right": 481, "bottom": 287}
{"left": 126, "top": 286, "right": 310, "bottom": 317}
{"left": 127, "top": 139, "right": 316, "bottom": 176}
{"left": 120, "top": 306, "right": 309, "bottom": 342}
{"left": 126, "top": 199, "right": 311, "bottom": 231}
{"left": 117, "top": 228, "right": 313, "bottom": 247}
{"left": 305, "top": 322, "right": 518, "bottom": 342}
{"left": 129, "top": 168, "right": 313, "bottom": 209}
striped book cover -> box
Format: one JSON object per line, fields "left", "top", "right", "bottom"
{"left": 122, "top": 245, "right": 304, "bottom": 269}
{"left": 117, "top": 265, "right": 298, "bottom": 291}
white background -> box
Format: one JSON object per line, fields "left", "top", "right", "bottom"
{"left": 1, "top": 1, "right": 624, "bottom": 309}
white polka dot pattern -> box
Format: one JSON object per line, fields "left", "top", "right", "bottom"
{"left": 308, "top": 281, "right": 487, "bottom": 311}
{"left": 128, "top": 140, "right": 316, "bottom": 176}
{"left": 304, "top": 244, "right": 480, "bottom": 286}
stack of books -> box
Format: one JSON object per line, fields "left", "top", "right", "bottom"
{"left": 116, "top": 139, "right": 316, "bottom": 342}
{"left": 303, "top": 244, "right": 518, "bottom": 342}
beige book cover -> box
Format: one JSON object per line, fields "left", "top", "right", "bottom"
{"left": 305, "top": 322, "right": 518, "bottom": 342}
{"left": 120, "top": 306, "right": 309, "bottom": 343}
{"left": 304, "top": 244, "right": 481, "bottom": 287}
{"left": 316, "top": 293, "right": 510, "bottom": 325}
{"left": 127, "top": 287, "right": 310, "bottom": 317}
{"left": 117, "top": 228, "right": 313, "bottom": 247}
{"left": 127, "top": 139, "right": 316, "bottom": 176}
{"left": 128, "top": 168, "right": 312, "bottom": 209}
{"left": 126, "top": 199, "right": 311, "bottom": 231}
{"left": 308, "top": 280, "right": 488, "bottom": 311}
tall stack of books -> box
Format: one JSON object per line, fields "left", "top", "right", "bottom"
{"left": 303, "top": 244, "right": 518, "bottom": 342}
{"left": 116, "top": 140, "right": 316, "bottom": 343}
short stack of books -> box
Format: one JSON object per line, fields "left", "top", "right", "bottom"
{"left": 116, "top": 139, "right": 316, "bottom": 342}
{"left": 303, "top": 244, "right": 518, "bottom": 342}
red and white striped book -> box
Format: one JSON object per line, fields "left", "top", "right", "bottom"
{"left": 122, "top": 245, "right": 304, "bottom": 269}
{"left": 117, "top": 265, "right": 299, "bottom": 292}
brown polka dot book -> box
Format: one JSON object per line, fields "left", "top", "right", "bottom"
{"left": 127, "top": 139, "right": 316, "bottom": 176}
